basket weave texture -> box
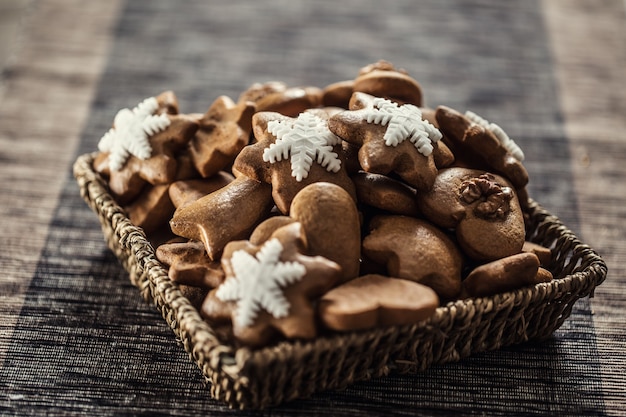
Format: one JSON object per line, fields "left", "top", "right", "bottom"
{"left": 74, "top": 152, "right": 607, "bottom": 409}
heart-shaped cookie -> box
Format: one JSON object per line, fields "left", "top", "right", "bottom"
{"left": 318, "top": 274, "right": 439, "bottom": 331}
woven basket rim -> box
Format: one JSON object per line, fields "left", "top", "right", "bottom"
{"left": 73, "top": 151, "right": 608, "bottom": 407}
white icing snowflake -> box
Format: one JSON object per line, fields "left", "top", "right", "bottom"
{"left": 262, "top": 112, "right": 342, "bottom": 182}
{"left": 216, "top": 238, "right": 306, "bottom": 328}
{"left": 364, "top": 97, "right": 442, "bottom": 156}
{"left": 98, "top": 96, "right": 171, "bottom": 171}
{"left": 464, "top": 110, "right": 525, "bottom": 161}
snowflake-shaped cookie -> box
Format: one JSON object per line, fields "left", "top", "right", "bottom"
{"left": 216, "top": 238, "right": 306, "bottom": 328}
{"left": 262, "top": 112, "right": 342, "bottom": 182}
{"left": 364, "top": 97, "right": 442, "bottom": 156}
{"left": 98, "top": 96, "right": 171, "bottom": 171}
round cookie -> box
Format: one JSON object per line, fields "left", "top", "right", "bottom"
{"left": 418, "top": 167, "right": 525, "bottom": 261}
{"left": 416, "top": 167, "right": 477, "bottom": 229}
{"left": 455, "top": 173, "right": 525, "bottom": 261}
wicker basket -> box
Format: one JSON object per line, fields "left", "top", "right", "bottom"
{"left": 74, "top": 152, "right": 607, "bottom": 409}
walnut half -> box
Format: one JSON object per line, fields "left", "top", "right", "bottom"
{"left": 459, "top": 174, "right": 513, "bottom": 220}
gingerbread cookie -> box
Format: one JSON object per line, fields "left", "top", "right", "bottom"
{"left": 290, "top": 182, "right": 361, "bottom": 282}
{"left": 188, "top": 95, "right": 255, "bottom": 178}
{"left": 202, "top": 222, "right": 342, "bottom": 347}
{"left": 153, "top": 90, "right": 180, "bottom": 115}
{"left": 249, "top": 216, "right": 296, "bottom": 245}
{"left": 124, "top": 183, "right": 174, "bottom": 234}
{"left": 156, "top": 239, "right": 225, "bottom": 289}
{"left": 168, "top": 173, "right": 234, "bottom": 209}
{"left": 322, "top": 79, "right": 355, "bottom": 109}
{"left": 328, "top": 92, "right": 441, "bottom": 192}
{"left": 233, "top": 111, "right": 357, "bottom": 214}
{"left": 318, "top": 274, "right": 439, "bottom": 331}
{"left": 435, "top": 105, "right": 528, "bottom": 190}
{"left": 173, "top": 149, "right": 202, "bottom": 181}
{"left": 462, "top": 252, "right": 553, "bottom": 298}
{"left": 362, "top": 215, "right": 463, "bottom": 301}
{"left": 94, "top": 92, "right": 198, "bottom": 204}
{"left": 418, "top": 167, "right": 525, "bottom": 261}
{"left": 239, "top": 81, "right": 323, "bottom": 117}
{"left": 522, "top": 241, "right": 552, "bottom": 267}
{"left": 353, "top": 60, "right": 423, "bottom": 106}
{"left": 169, "top": 176, "right": 274, "bottom": 260}
{"left": 351, "top": 171, "right": 420, "bottom": 217}
{"left": 455, "top": 172, "right": 526, "bottom": 261}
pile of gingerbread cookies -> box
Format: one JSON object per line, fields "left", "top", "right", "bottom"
{"left": 93, "top": 61, "right": 553, "bottom": 347}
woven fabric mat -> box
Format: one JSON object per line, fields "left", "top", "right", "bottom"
{"left": 1, "top": 0, "right": 624, "bottom": 415}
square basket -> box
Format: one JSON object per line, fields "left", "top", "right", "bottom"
{"left": 73, "top": 152, "right": 607, "bottom": 409}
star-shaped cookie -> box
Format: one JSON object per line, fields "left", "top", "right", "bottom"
{"left": 156, "top": 239, "right": 225, "bottom": 289}
{"left": 233, "top": 111, "right": 357, "bottom": 214}
{"left": 328, "top": 92, "right": 441, "bottom": 192}
{"left": 189, "top": 95, "right": 255, "bottom": 178}
{"left": 201, "top": 222, "right": 342, "bottom": 347}
{"left": 94, "top": 92, "right": 198, "bottom": 204}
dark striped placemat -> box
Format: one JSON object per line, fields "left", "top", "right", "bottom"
{"left": 1, "top": 0, "right": 624, "bottom": 415}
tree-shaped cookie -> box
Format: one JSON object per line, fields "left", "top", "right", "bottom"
{"left": 328, "top": 92, "right": 442, "bottom": 192}
{"left": 202, "top": 222, "right": 342, "bottom": 347}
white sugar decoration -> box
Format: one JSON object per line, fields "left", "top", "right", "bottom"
{"left": 215, "top": 238, "right": 306, "bottom": 328}
{"left": 464, "top": 110, "right": 525, "bottom": 161}
{"left": 364, "top": 97, "right": 442, "bottom": 157}
{"left": 262, "top": 112, "right": 342, "bottom": 182}
{"left": 98, "top": 97, "right": 171, "bottom": 171}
